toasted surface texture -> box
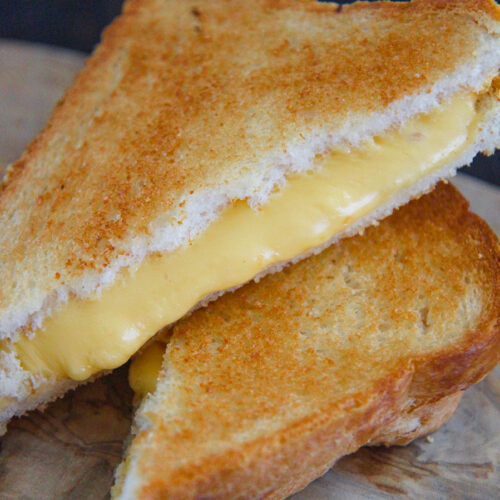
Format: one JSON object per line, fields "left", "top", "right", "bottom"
{"left": 113, "top": 183, "right": 500, "bottom": 500}
{"left": 0, "top": 0, "right": 499, "bottom": 340}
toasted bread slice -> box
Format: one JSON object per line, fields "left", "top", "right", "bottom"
{"left": 113, "top": 183, "right": 499, "bottom": 499}
{"left": 1, "top": 0, "right": 499, "bottom": 432}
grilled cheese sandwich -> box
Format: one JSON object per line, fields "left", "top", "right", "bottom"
{"left": 1, "top": 0, "right": 499, "bottom": 433}
{"left": 5, "top": 93, "right": 480, "bottom": 385}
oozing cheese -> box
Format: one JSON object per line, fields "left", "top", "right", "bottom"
{"left": 4, "top": 94, "right": 478, "bottom": 385}
{"left": 129, "top": 341, "right": 166, "bottom": 398}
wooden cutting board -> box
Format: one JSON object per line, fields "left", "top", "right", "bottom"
{"left": 0, "top": 41, "right": 498, "bottom": 500}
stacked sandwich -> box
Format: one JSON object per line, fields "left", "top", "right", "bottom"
{"left": 0, "top": 1, "right": 499, "bottom": 498}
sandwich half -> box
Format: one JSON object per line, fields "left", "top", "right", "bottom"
{"left": 113, "top": 183, "right": 500, "bottom": 499}
{"left": 1, "top": 0, "right": 500, "bottom": 431}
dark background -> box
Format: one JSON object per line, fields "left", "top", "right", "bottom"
{"left": 0, "top": 0, "right": 497, "bottom": 186}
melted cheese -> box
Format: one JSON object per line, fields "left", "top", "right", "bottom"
{"left": 129, "top": 341, "right": 166, "bottom": 398}
{"left": 4, "top": 94, "right": 478, "bottom": 384}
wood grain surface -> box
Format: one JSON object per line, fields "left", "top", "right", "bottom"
{"left": 0, "top": 41, "right": 498, "bottom": 500}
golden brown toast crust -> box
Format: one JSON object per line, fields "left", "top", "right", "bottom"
{"left": 1, "top": 0, "right": 499, "bottom": 338}
{"left": 113, "top": 183, "right": 499, "bottom": 499}
{"left": 371, "top": 390, "right": 464, "bottom": 447}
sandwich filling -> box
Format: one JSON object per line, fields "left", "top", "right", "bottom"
{"left": 129, "top": 340, "right": 166, "bottom": 399}
{"left": 2, "top": 92, "right": 483, "bottom": 390}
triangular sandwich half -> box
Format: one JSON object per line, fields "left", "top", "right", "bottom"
{"left": 114, "top": 183, "right": 499, "bottom": 499}
{"left": 1, "top": 0, "right": 499, "bottom": 431}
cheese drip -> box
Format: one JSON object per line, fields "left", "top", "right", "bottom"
{"left": 5, "top": 94, "right": 478, "bottom": 383}
{"left": 129, "top": 341, "right": 166, "bottom": 399}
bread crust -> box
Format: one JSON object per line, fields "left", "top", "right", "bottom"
{"left": 113, "top": 183, "right": 500, "bottom": 499}
{"left": 371, "top": 391, "right": 464, "bottom": 447}
{"left": 265, "top": 391, "right": 466, "bottom": 500}
{"left": 1, "top": 0, "right": 499, "bottom": 339}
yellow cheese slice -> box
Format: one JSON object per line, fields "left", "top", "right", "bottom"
{"left": 4, "top": 93, "right": 479, "bottom": 384}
